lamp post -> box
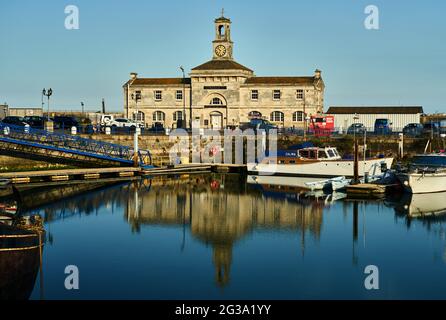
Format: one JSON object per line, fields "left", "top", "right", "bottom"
{"left": 42, "top": 88, "right": 53, "bottom": 121}
{"left": 353, "top": 113, "right": 360, "bottom": 184}
{"left": 179, "top": 66, "right": 186, "bottom": 129}
{"left": 131, "top": 91, "right": 141, "bottom": 123}
{"left": 81, "top": 102, "right": 85, "bottom": 115}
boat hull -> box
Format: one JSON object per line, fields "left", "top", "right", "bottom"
{"left": 248, "top": 158, "right": 394, "bottom": 178}
{"left": 397, "top": 171, "right": 446, "bottom": 194}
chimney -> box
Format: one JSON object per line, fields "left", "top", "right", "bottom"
{"left": 130, "top": 72, "right": 138, "bottom": 80}
{"left": 314, "top": 69, "right": 322, "bottom": 79}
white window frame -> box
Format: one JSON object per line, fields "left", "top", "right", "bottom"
{"left": 293, "top": 111, "right": 304, "bottom": 122}
{"left": 210, "top": 97, "right": 223, "bottom": 105}
{"left": 173, "top": 111, "right": 183, "bottom": 121}
{"left": 273, "top": 90, "right": 281, "bottom": 101}
{"left": 154, "top": 90, "right": 162, "bottom": 101}
{"left": 176, "top": 90, "right": 183, "bottom": 101}
{"left": 133, "top": 111, "right": 145, "bottom": 122}
{"left": 270, "top": 111, "right": 284, "bottom": 122}
{"left": 153, "top": 111, "right": 165, "bottom": 122}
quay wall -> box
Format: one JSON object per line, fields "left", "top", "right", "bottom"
{"left": 0, "top": 133, "right": 440, "bottom": 171}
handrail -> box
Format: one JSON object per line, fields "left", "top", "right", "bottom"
{"left": 0, "top": 123, "right": 152, "bottom": 165}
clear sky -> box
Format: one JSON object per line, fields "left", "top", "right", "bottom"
{"left": 0, "top": 0, "right": 445, "bottom": 113}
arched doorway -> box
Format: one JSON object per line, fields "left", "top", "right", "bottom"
{"left": 210, "top": 111, "right": 223, "bottom": 129}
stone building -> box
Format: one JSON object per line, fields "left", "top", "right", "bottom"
{"left": 123, "top": 14, "right": 325, "bottom": 129}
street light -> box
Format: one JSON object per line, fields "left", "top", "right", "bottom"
{"left": 42, "top": 88, "right": 53, "bottom": 121}
{"left": 81, "top": 102, "right": 85, "bottom": 115}
{"left": 353, "top": 113, "right": 360, "bottom": 184}
{"left": 179, "top": 66, "right": 186, "bottom": 129}
{"left": 131, "top": 91, "right": 142, "bottom": 123}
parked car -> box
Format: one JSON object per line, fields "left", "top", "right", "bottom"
{"left": 240, "top": 118, "right": 278, "bottom": 132}
{"left": 53, "top": 116, "right": 79, "bottom": 129}
{"left": 147, "top": 122, "right": 165, "bottom": 133}
{"left": 1, "top": 116, "right": 29, "bottom": 127}
{"left": 403, "top": 123, "right": 424, "bottom": 137}
{"left": 108, "top": 118, "right": 143, "bottom": 129}
{"left": 347, "top": 123, "right": 366, "bottom": 135}
{"left": 423, "top": 122, "right": 441, "bottom": 136}
{"left": 24, "top": 116, "right": 46, "bottom": 129}
{"left": 374, "top": 119, "right": 392, "bottom": 135}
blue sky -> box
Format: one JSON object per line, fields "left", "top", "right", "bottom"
{"left": 0, "top": 0, "right": 445, "bottom": 113}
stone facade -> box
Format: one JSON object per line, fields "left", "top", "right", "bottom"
{"left": 124, "top": 14, "right": 325, "bottom": 129}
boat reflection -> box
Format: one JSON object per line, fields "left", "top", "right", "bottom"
{"left": 0, "top": 210, "right": 45, "bottom": 300}
{"left": 393, "top": 191, "right": 446, "bottom": 221}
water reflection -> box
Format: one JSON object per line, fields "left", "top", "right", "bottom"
{"left": 125, "top": 174, "right": 328, "bottom": 286}
{"left": 2, "top": 174, "right": 446, "bottom": 299}
{"left": 0, "top": 212, "right": 45, "bottom": 300}
{"left": 391, "top": 191, "right": 446, "bottom": 231}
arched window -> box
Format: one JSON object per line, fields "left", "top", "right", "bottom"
{"left": 248, "top": 111, "right": 262, "bottom": 119}
{"left": 153, "top": 111, "right": 165, "bottom": 122}
{"left": 293, "top": 111, "right": 304, "bottom": 122}
{"left": 133, "top": 111, "right": 145, "bottom": 122}
{"left": 210, "top": 97, "right": 224, "bottom": 105}
{"left": 173, "top": 111, "right": 183, "bottom": 121}
{"left": 218, "top": 25, "right": 225, "bottom": 37}
{"left": 270, "top": 111, "right": 284, "bottom": 122}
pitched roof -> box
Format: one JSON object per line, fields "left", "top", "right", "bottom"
{"left": 191, "top": 59, "right": 253, "bottom": 72}
{"left": 327, "top": 106, "right": 424, "bottom": 114}
{"left": 245, "top": 76, "right": 315, "bottom": 85}
{"left": 128, "top": 78, "right": 191, "bottom": 86}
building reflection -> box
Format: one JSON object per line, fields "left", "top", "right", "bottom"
{"left": 125, "top": 174, "right": 325, "bottom": 287}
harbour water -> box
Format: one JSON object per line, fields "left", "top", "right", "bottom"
{"left": 2, "top": 174, "right": 446, "bottom": 300}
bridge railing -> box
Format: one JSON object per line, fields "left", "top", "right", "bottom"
{"left": 0, "top": 123, "right": 152, "bottom": 165}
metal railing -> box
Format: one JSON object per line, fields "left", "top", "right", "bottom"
{"left": 0, "top": 123, "right": 152, "bottom": 166}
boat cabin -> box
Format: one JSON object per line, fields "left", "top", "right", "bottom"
{"left": 265, "top": 147, "right": 342, "bottom": 164}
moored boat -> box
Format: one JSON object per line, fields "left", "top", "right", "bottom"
{"left": 248, "top": 146, "right": 394, "bottom": 180}
{"left": 397, "top": 152, "right": 446, "bottom": 194}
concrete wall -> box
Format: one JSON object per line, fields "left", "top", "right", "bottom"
{"left": 8, "top": 108, "right": 43, "bottom": 117}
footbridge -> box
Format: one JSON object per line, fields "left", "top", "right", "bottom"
{"left": 0, "top": 123, "right": 152, "bottom": 167}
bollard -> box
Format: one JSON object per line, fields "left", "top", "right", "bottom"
{"left": 71, "top": 126, "right": 77, "bottom": 135}
{"left": 105, "top": 127, "right": 111, "bottom": 135}
{"left": 3, "top": 127, "right": 10, "bottom": 135}
{"left": 24, "top": 124, "right": 30, "bottom": 133}
{"left": 165, "top": 128, "right": 170, "bottom": 136}
{"left": 136, "top": 127, "right": 141, "bottom": 135}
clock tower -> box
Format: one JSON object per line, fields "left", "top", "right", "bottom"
{"left": 212, "top": 10, "right": 233, "bottom": 60}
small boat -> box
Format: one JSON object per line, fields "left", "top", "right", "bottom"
{"left": 0, "top": 179, "right": 11, "bottom": 188}
{"left": 397, "top": 153, "right": 446, "bottom": 194}
{"left": 305, "top": 176, "right": 349, "bottom": 191}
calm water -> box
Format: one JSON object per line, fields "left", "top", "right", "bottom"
{"left": 3, "top": 174, "right": 446, "bottom": 300}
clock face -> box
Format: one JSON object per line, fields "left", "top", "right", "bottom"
{"left": 215, "top": 45, "right": 226, "bottom": 57}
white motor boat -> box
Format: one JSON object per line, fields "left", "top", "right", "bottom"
{"left": 397, "top": 153, "right": 446, "bottom": 194}
{"left": 397, "top": 167, "right": 446, "bottom": 194}
{"left": 248, "top": 146, "right": 394, "bottom": 181}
